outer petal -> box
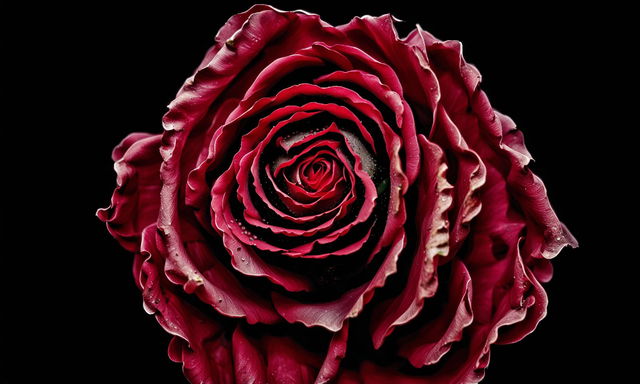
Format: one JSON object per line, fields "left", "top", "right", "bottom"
{"left": 97, "top": 133, "right": 162, "bottom": 252}
{"left": 430, "top": 105, "right": 487, "bottom": 254}
{"left": 397, "top": 260, "right": 474, "bottom": 367}
{"left": 137, "top": 226, "right": 235, "bottom": 384}
{"left": 451, "top": 245, "right": 542, "bottom": 383}
{"left": 176, "top": 237, "right": 281, "bottom": 323}
{"left": 232, "top": 327, "right": 267, "bottom": 384}
{"left": 473, "top": 93, "right": 578, "bottom": 260}
{"left": 411, "top": 27, "right": 577, "bottom": 258}
{"left": 264, "top": 336, "right": 319, "bottom": 384}
{"left": 352, "top": 249, "right": 540, "bottom": 384}
{"left": 194, "top": 5, "right": 287, "bottom": 72}
{"left": 315, "top": 322, "right": 350, "bottom": 384}
{"left": 231, "top": 323, "right": 349, "bottom": 384}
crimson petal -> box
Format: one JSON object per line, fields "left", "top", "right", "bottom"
{"left": 397, "top": 260, "right": 474, "bottom": 367}
{"left": 316, "top": 322, "right": 350, "bottom": 384}
{"left": 97, "top": 133, "right": 162, "bottom": 252}
{"left": 429, "top": 105, "right": 486, "bottom": 255}
{"left": 370, "top": 136, "right": 453, "bottom": 348}
{"left": 137, "top": 227, "right": 235, "bottom": 383}
{"left": 232, "top": 327, "right": 267, "bottom": 383}
{"left": 272, "top": 234, "right": 405, "bottom": 332}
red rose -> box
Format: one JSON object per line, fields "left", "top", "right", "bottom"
{"left": 98, "top": 5, "right": 576, "bottom": 383}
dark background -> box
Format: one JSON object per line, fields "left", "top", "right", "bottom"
{"left": 5, "top": 1, "right": 627, "bottom": 382}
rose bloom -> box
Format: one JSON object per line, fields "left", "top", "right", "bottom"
{"left": 98, "top": 5, "right": 576, "bottom": 383}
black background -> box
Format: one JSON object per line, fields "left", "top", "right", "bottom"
{"left": 4, "top": 1, "right": 628, "bottom": 383}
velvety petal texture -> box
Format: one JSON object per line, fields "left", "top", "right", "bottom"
{"left": 99, "top": 5, "right": 576, "bottom": 384}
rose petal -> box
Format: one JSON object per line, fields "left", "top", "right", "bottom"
{"left": 370, "top": 136, "right": 454, "bottom": 348}
{"left": 314, "top": 70, "right": 407, "bottom": 136}
{"left": 453, "top": 242, "right": 540, "bottom": 383}
{"left": 241, "top": 53, "right": 326, "bottom": 104}
{"left": 272, "top": 233, "right": 405, "bottom": 332}
{"left": 429, "top": 105, "right": 487, "bottom": 254}
{"left": 354, "top": 245, "right": 539, "bottom": 384}
{"left": 179, "top": 236, "right": 282, "bottom": 323}
{"left": 97, "top": 133, "right": 162, "bottom": 252}
{"left": 195, "top": 4, "right": 288, "bottom": 72}
{"left": 137, "top": 226, "right": 234, "bottom": 384}
{"left": 315, "top": 322, "right": 350, "bottom": 384}
{"left": 413, "top": 30, "right": 577, "bottom": 258}
{"left": 232, "top": 327, "right": 267, "bottom": 383}
{"left": 496, "top": 261, "right": 549, "bottom": 345}
{"left": 397, "top": 260, "right": 473, "bottom": 367}
{"left": 232, "top": 322, "right": 350, "bottom": 384}
{"left": 264, "top": 336, "right": 320, "bottom": 384}
{"left": 222, "top": 229, "right": 314, "bottom": 292}
{"left": 185, "top": 97, "right": 240, "bottom": 231}
{"left": 162, "top": 9, "right": 293, "bottom": 134}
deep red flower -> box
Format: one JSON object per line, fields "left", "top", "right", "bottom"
{"left": 98, "top": 5, "right": 577, "bottom": 383}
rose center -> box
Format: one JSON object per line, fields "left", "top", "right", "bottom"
{"left": 287, "top": 152, "right": 340, "bottom": 194}
{"left": 301, "top": 158, "right": 331, "bottom": 190}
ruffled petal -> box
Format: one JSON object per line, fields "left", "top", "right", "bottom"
{"left": 97, "top": 133, "right": 162, "bottom": 252}
{"left": 370, "top": 136, "right": 453, "bottom": 348}
{"left": 315, "top": 322, "right": 350, "bottom": 384}
{"left": 429, "top": 105, "right": 487, "bottom": 254}
{"left": 272, "top": 234, "right": 405, "bottom": 332}
{"left": 397, "top": 260, "right": 473, "bottom": 367}
{"left": 137, "top": 226, "right": 235, "bottom": 384}
{"left": 410, "top": 27, "right": 577, "bottom": 260}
